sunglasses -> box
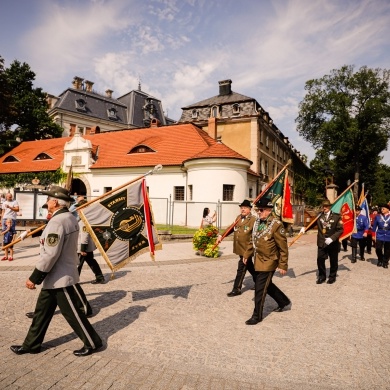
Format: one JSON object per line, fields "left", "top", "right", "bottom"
{"left": 257, "top": 208, "right": 265, "bottom": 212}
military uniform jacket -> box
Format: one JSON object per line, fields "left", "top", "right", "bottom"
{"left": 372, "top": 213, "right": 390, "bottom": 242}
{"left": 316, "top": 211, "right": 343, "bottom": 248}
{"left": 29, "top": 208, "right": 80, "bottom": 289}
{"left": 252, "top": 216, "right": 288, "bottom": 272}
{"left": 224, "top": 214, "right": 256, "bottom": 258}
{"left": 78, "top": 219, "right": 97, "bottom": 253}
{"left": 352, "top": 214, "right": 369, "bottom": 239}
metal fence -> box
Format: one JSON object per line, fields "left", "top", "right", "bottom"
{"left": 12, "top": 191, "right": 306, "bottom": 228}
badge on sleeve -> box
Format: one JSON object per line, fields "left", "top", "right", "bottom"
{"left": 46, "top": 233, "right": 59, "bottom": 247}
{"left": 83, "top": 226, "right": 87, "bottom": 232}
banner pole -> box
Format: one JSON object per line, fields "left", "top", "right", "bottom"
{"left": 2, "top": 224, "right": 46, "bottom": 251}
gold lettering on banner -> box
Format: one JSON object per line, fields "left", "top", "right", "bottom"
{"left": 107, "top": 197, "right": 126, "bottom": 208}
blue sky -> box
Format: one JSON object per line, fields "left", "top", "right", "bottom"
{"left": 1, "top": 0, "right": 389, "bottom": 165}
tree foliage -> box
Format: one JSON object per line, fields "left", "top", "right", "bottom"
{"left": 0, "top": 55, "right": 63, "bottom": 155}
{"left": 0, "top": 169, "right": 67, "bottom": 189}
{"left": 296, "top": 65, "right": 390, "bottom": 202}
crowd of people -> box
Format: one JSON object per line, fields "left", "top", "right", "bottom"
{"left": 1, "top": 184, "right": 390, "bottom": 355}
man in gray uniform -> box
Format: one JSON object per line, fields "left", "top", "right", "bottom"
{"left": 10, "top": 186, "right": 102, "bottom": 357}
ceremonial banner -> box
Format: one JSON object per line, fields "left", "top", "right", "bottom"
{"left": 79, "top": 178, "right": 162, "bottom": 272}
{"left": 330, "top": 189, "right": 356, "bottom": 241}
{"left": 359, "top": 198, "right": 370, "bottom": 223}
{"left": 358, "top": 187, "right": 370, "bottom": 225}
{"left": 262, "top": 169, "right": 294, "bottom": 223}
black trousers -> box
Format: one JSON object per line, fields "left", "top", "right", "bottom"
{"left": 351, "top": 237, "right": 367, "bottom": 258}
{"left": 366, "top": 235, "right": 373, "bottom": 253}
{"left": 78, "top": 252, "right": 104, "bottom": 281}
{"left": 22, "top": 285, "right": 102, "bottom": 352}
{"left": 375, "top": 241, "right": 390, "bottom": 264}
{"left": 252, "top": 270, "right": 290, "bottom": 321}
{"left": 232, "top": 256, "right": 256, "bottom": 290}
{"left": 317, "top": 241, "right": 339, "bottom": 279}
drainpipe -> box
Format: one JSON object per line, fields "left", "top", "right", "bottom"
{"left": 180, "top": 164, "right": 188, "bottom": 226}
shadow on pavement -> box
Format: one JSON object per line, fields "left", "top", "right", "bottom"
{"left": 132, "top": 285, "right": 193, "bottom": 301}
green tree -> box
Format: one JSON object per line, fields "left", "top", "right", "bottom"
{"left": 0, "top": 56, "right": 63, "bottom": 155}
{"left": 296, "top": 65, "right": 390, "bottom": 199}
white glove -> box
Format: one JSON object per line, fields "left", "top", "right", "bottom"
{"left": 324, "top": 237, "right": 333, "bottom": 245}
{"left": 20, "top": 231, "right": 28, "bottom": 240}
{"left": 299, "top": 227, "right": 305, "bottom": 234}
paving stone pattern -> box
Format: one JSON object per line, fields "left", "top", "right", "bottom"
{"left": 1, "top": 233, "right": 390, "bottom": 389}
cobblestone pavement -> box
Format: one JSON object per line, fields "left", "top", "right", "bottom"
{"left": 1, "top": 233, "right": 390, "bottom": 389}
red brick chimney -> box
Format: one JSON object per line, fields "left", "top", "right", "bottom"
{"left": 208, "top": 117, "right": 217, "bottom": 139}
{"left": 150, "top": 118, "right": 161, "bottom": 127}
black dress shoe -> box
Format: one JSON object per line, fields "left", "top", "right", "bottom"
{"left": 383, "top": 263, "right": 389, "bottom": 269}
{"left": 25, "top": 312, "right": 34, "bottom": 319}
{"left": 327, "top": 278, "right": 336, "bottom": 284}
{"left": 91, "top": 278, "right": 105, "bottom": 284}
{"left": 227, "top": 289, "right": 241, "bottom": 297}
{"left": 351, "top": 259, "right": 356, "bottom": 263}
{"left": 10, "top": 345, "right": 40, "bottom": 355}
{"left": 273, "top": 300, "right": 291, "bottom": 312}
{"left": 377, "top": 262, "right": 383, "bottom": 267}
{"left": 359, "top": 257, "right": 365, "bottom": 261}
{"left": 316, "top": 278, "right": 326, "bottom": 284}
{"left": 245, "top": 317, "right": 261, "bottom": 325}
{"left": 73, "top": 347, "right": 93, "bottom": 357}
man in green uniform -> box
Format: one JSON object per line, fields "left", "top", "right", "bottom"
{"left": 217, "top": 199, "right": 256, "bottom": 296}
{"left": 246, "top": 197, "right": 291, "bottom": 325}
{"left": 10, "top": 186, "right": 102, "bottom": 357}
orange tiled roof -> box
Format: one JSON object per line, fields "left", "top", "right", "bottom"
{"left": 0, "top": 124, "right": 250, "bottom": 173}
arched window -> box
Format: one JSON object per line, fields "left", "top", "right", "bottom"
{"left": 211, "top": 106, "right": 219, "bottom": 118}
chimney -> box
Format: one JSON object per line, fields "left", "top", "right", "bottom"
{"left": 85, "top": 80, "right": 94, "bottom": 92}
{"left": 208, "top": 117, "right": 217, "bottom": 139}
{"left": 105, "top": 89, "right": 113, "bottom": 98}
{"left": 218, "top": 79, "right": 232, "bottom": 96}
{"left": 150, "top": 118, "right": 161, "bottom": 128}
{"left": 72, "top": 76, "right": 84, "bottom": 90}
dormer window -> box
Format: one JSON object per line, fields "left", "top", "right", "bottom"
{"left": 191, "top": 109, "right": 199, "bottom": 119}
{"left": 33, "top": 153, "right": 52, "bottom": 161}
{"left": 75, "top": 99, "right": 86, "bottom": 111}
{"left": 107, "top": 107, "right": 118, "bottom": 120}
{"left": 232, "top": 103, "right": 240, "bottom": 115}
{"left": 211, "top": 105, "right": 219, "bottom": 118}
{"left": 128, "top": 145, "right": 155, "bottom": 154}
{"left": 3, "top": 155, "right": 19, "bottom": 163}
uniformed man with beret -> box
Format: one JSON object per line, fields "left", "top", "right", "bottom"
{"left": 316, "top": 199, "right": 343, "bottom": 284}
{"left": 217, "top": 199, "right": 256, "bottom": 296}
{"left": 245, "top": 197, "right": 291, "bottom": 325}
{"left": 10, "top": 186, "right": 102, "bottom": 357}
